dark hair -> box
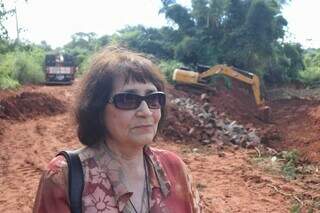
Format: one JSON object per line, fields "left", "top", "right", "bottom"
{"left": 75, "top": 46, "right": 166, "bottom": 146}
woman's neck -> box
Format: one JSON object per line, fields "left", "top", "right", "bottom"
{"left": 105, "top": 139, "right": 145, "bottom": 172}
{"left": 104, "top": 139, "right": 149, "bottom": 212}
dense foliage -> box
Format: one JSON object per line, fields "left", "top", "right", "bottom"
{"left": 0, "top": 0, "right": 319, "bottom": 89}
{"left": 0, "top": 43, "right": 46, "bottom": 89}
{"left": 0, "top": 0, "right": 11, "bottom": 40}
{"left": 119, "top": 0, "right": 304, "bottom": 85}
{"left": 299, "top": 48, "right": 320, "bottom": 85}
{"left": 0, "top": 1, "right": 45, "bottom": 89}
{"left": 64, "top": 0, "right": 307, "bottom": 86}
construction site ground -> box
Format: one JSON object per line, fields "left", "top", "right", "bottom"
{"left": 0, "top": 80, "right": 319, "bottom": 212}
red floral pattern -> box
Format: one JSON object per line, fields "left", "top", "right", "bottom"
{"left": 33, "top": 143, "right": 201, "bottom": 213}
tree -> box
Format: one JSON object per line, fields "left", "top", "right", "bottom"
{"left": 175, "top": 36, "right": 202, "bottom": 65}
{"left": 66, "top": 32, "right": 98, "bottom": 51}
{"left": 114, "top": 25, "right": 175, "bottom": 59}
{"left": 191, "top": 0, "right": 209, "bottom": 28}
{"left": 38, "top": 40, "right": 52, "bottom": 51}
{"left": 219, "top": 0, "right": 288, "bottom": 73}
{"left": 97, "top": 35, "right": 111, "bottom": 48}
{"left": 283, "top": 43, "right": 304, "bottom": 80}
{"left": 0, "top": 0, "right": 15, "bottom": 40}
{"left": 160, "top": 3, "right": 195, "bottom": 35}
{"left": 63, "top": 32, "right": 99, "bottom": 66}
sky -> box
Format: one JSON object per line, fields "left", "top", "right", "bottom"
{"left": 3, "top": 0, "right": 320, "bottom": 49}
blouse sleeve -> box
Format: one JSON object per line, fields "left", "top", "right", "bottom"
{"left": 157, "top": 150, "right": 202, "bottom": 213}
{"left": 33, "top": 155, "right": 70, "bottom": 213}
{"left": 181, "top": 160, "right": 202, "bottom": 213}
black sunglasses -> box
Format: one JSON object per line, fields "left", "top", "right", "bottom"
{"left": 108, "top": 91, "right": 166, "bottom": 110}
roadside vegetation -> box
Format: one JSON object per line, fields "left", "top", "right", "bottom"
{"left": 299, "top": 49, "right": 320, "bottom": 85}
{"left": 0, "top": 42, "right": 46, "bottom": 89}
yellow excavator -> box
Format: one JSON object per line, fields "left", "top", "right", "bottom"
{"left": 172, "top": 64, "right": 271, "bottom": 122}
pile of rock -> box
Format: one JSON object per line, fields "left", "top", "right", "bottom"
{"left": 163, "top": 95, "right": 261, "bottom": 148}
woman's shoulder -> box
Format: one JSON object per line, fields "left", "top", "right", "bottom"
{"left": 47, "top": 155, "right": 68, "bottom": 169}
{"left": 42, "top": 155, "right": 68, "bottom": 187}
{"left": 149, "top": 147, "right": 180, "bottom": 158}
{"left": 148, "top": 147, "right": 186, "bottom": 168}
{"left": 33, "top": 155, "right": 70, "bottom": 212}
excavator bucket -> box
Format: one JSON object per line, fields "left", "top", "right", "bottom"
{"left": 257, "top": 105, "right": 271, "bottom": 123}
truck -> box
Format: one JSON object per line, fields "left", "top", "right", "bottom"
{"left": 44, "top": 53, "right": 77, "bottom": 84}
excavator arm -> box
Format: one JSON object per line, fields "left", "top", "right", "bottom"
{"left": 198, "top": 65, "right": 264, "bottom": 106}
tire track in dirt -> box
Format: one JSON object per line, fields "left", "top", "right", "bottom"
{"left": 155, "top": 142, "right": 293, "bottom": 212}
{"left": 0, "top": 114, "right": 80, "bottom": 213}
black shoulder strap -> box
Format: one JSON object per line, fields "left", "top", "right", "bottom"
{"left": 58, "top": 150, "right": 84, "bottom": 213}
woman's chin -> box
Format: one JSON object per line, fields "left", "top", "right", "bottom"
{"left": 130, "top": 134, "right": 155, "bottom": 146}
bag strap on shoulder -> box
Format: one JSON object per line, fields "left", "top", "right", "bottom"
{"left": 58, "top": 150, "right": 84, "bottom": 213}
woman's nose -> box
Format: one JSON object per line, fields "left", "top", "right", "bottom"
{"left": 136, "top": 101, "right": 152, "bottom": 116}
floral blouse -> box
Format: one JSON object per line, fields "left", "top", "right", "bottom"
{"left": 33, "top": 142, "right": 201, "bottom": 213}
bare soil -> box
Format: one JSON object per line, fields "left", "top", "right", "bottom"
{"left": 0, "top": 80, "right": 319, "bottom": 212}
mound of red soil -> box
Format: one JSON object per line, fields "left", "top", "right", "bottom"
{"left": 207, "top": 80, "right": 262, "bottom": 124}
{"left": 0, "top": 92, "right": 67, "bottom": 121}
{"left": 267, "top": 99, "right": 320, "bottom": 163}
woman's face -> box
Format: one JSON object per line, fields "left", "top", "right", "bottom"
{"left": 104, "top": 78, "right": 162, "bottom": 149}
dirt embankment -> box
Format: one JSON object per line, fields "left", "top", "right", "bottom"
{"left": 0, "top": 92, "right": 67, "bottom": 121}
{"left": 0, "top": 81, "right": 319, "bottom": 212}
{"left": 173, "top": 81, "right": 320, "bottom": 163}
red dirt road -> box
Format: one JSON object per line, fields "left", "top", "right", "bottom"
{"left": 0, "top": 82, "right": 319, "bottom": 212}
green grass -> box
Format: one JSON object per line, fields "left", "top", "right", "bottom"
{"left": 249, "top": 149, "right": 300, "bottom": 180}
{"left": 281, "top": 150, "right": 299, "bottom": 180}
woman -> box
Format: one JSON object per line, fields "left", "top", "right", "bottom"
{"left": 33, "top": 47, "right": 201, "bottom": 213}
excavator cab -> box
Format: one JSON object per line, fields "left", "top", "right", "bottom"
{"left": 172, "top": 65, "right": 271, "bottom": 123}
{"left": 196, "top": 64, "right": 211, "bottom": 73}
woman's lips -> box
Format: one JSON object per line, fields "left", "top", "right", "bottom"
{"left": 132, "top": 124, "right": 153, "bottom": 131}
{"left": 133, "top": 124, "right": 153, "bottom": 128}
